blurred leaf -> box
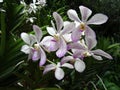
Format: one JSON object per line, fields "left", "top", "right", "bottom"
{"left": 35, "top": 88, "right": 63, "bottom": 90}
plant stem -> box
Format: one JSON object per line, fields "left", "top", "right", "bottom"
{"left": 96, "top": 74, "right": 107, "bottom": 90}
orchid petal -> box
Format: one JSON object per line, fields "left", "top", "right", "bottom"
{"left": 53, "top": 12, "right": 63, "bottom": 32}
{"left": 61, "top": 56, "right": 74, "bottom": 64}
{"left": 63, "top": 34, "right": 72, "bottom": 43}
{"left": 21, "top": 45, "right": 31, "bottom": 54}
{"left": 71, "top": 26, "right": 82, "bottom": 42}
{"left": 41, "top": 36, "right": 58, "bottom": 51}
{"left": 91, "top": 49, "right": 113, "bottom": 59}
{"left": 33, "top": 25, "right": 42, "bottom": 42}
{"left": 32, "top": 50, "right": 40, "bottom": 61}
{"left": 63, "top": 21, "right": 71, "bottom": 26}
{"left": 39, "top": 47, "right": 46, "bottom": 66}
{"left": 87, "top": 14, "right": 108, "bottom": 25}
{"left": 79, "top": 5, "right": 92, "bottom": 22}
{"left": 56, "top": 38, "right": 67, "bottom": 58}
{"left": 67, "top": 9, "right": 81, "bottom": 22}
{"left": 28, "top": 49, "right": 33, "bottom": 60}
{"left": 61, "top": 22, "right": 75, "bottom": 35}
{"left": 47, "top": 27, "right": 56, "bottom": 36}
{"left": 29, "top": 34, "right": 36, "bottom": 45}
{"left": 43, "top": 64, "right": 56, "bottom": 74}
{"left": 55, "top": 67, "right": 64, "bottom": 80}
{"left": 62, "top": 63, "right": 74, "bottom": 69}
{"left": 85, "top": 36, "right": 97, "bottom": 50}
{"left": 92, "top": 54, "right": 103, "bottom": 60}
{"left": 73, "top": 50, "right": 85, "bottom": 58}
{"left": 85, "top": 26, "right": 96, "bottom": 39}
{"left": 21, "top": 32, "right": 30, "bottom": 45}
{"left": 68, "top": 42, "right": 86, "bottom": 50}
{"left": 74, "top": 59, "right": 86, "bottom": 72}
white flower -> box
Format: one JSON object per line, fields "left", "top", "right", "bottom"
{"left": 43, "top": 62, "right": 74, "bottom": 80}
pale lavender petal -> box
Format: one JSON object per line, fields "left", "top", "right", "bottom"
{"left": 46, "top": 27, "right": 56, "bottom": 36}
{"left": 55, "top": 67, "right": 64, "bottom": 80}
{"left": 73, "top": 50, "right": 85, "bottom": 58}
{"left": 61, "top": 22, "right": 75, "bottom": 35}
{"left": 67, "top": 9, "right": 81, "bottom": 22}
{"left": 67, "top": 42, "right": 86, "bottom": 50}
{"left": 21, "top": 32, "right": 30, "bottom": 45}
{"left": 41, "top": 36, "right": 58, "bottom": 51}
{"left": 56, "top": 38, "right": 67, "bottom": 58}
{"left": 33, "top": 25, "right": 42, "bottom": 42}
{"left": 87, "top": 14, "right": 108, "bottom": 25}
{"left": 43, "top": 64, "right": 56, "bottom": 74}
{"left": 29, "top": 34, "right": 36, "bottom": 45}
{"left": 92, "top": 54, "right": 103, "bottom": 60}
{"left": 21, "top": 45, "right": 31, "bottom": 54}
{"left": 85, "top": 36, "right": 97, "bottom": 50}
{"left": 63, "top": 34, "right": 72, "bottom": 43}
{"left": 53, "top": 12, "right": 63, "bottom": 32}
{"left": 28, "top": 49, "right": 33, "bottom": 60}
{"left": 85, "top": 26, "right": 96, "bottom": 39}
{"left": 32, "top": 50, "right": 40, "bottom": 61}
{"left": 62, "top": 63, "right": 74, "bottom": 69}
{"left": 39, "top": 47, "right": 46, "bottom": 66}
{"left": 61, "top": 56, "right": 74, "bottom": 64}
{"left": 63, "top": 21, "right": 71, "bottom": 26}
{"left": 71, "top": 26, "right": 82, "bottom": 42}
{"left": 74, "top": 59, "right": 86, "bottom": 72}
{"left": 91, "top": 49, "right": 113, "bottom": 59}
{"left": 79, "top": 5, "right": 92, "bottom": 22}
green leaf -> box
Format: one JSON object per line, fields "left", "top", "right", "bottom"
{"left": 104, "top": 80, "right": 120, "bottom": 90}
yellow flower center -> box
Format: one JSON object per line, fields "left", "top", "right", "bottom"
{"left": 80, "top": 22, "right": 86, "bottom": 31}
{"left": 83, "top": 51, "right": 91, "bottom": 57}
{"left": 34, "top": 44, "right": 40, "bottom": 50}
{"left": 54, "top": 34, "right": 60, "bottom": 41}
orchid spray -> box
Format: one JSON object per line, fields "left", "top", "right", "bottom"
{"left": 21, "top": 5, "right": 112, "bottom": 80}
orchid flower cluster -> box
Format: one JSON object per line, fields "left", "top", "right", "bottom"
{"left": 20, "top": 0, "right": 46, "bottom": 23}
{"left": 21, "top": 5, "right": 113, "bottom": 80}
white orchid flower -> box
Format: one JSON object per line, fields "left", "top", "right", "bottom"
{"left": 67, "top": 5, "right": 108, "bottom": 42}
{"left": 42, "top": 12, "right": 75, "bottom": 58}
{"left": 43, "top": 62, "right": 74, "bottom": 80}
